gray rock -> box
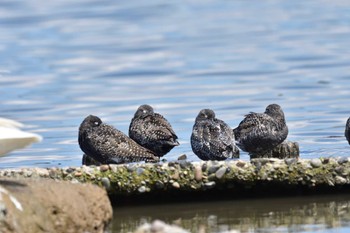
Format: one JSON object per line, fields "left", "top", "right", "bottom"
{"left": 177, "top": 154, "right": 187, "bottom": 160}
{"left": 101, "top": 177, "right": 110, "bottom": 189}
{"left": 136, "top": 167, "right": 145, "bottom": 176}
{"left": 335, "top": 176, "right": 347, "bottom": 185}
{"left": 310, "top": 158, "right": 322, "bottom": 168}
{"left": 172, "top": 182, "right": 180, "bottom": 189}
{"left": 285, "top": 158, "right": 297, "bottom": 166}
{"left": 155, "top": 181, "right": 164, "bottom": 189}
{"left": 215, "top": 167, "right": 227, "bottom": 179}
{"left": 338, "top": 157, "right": 349, "bottom": 165}
{"left": 194, "top": 166, "right": 202, "bottom": 182}
{"left": 208, "top": 165, "right": 221, "bottom": 174}
{"left": 138, "top": 186, "right": 146, "bottom": 193}
{"left": 204, "top": 181, "right": 216, "bottom": 188}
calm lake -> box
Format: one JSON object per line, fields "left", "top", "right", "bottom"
{"left": 1, "top": 0, "right": 350, "bottom": 232}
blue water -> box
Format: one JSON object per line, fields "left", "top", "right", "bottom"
{"left": 1, "top": 1, "right": 350, "bottom": 232}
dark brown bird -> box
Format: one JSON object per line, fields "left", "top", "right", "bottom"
{"left": 78, "top": 115, "right": 159, "bottom": 164}
{"left": 191, "top": 109, "right": 239, "bottom": 161}
{"left": 129, "top": 104, "right": 179, "bottom": 157}
{"left": 233, "top": 104, "right": 288, "bottom": 157}
{"left": 345, "top": 117, "right": 350, "bottom": 144}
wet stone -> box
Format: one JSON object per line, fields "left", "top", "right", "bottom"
{"left": 109, "top": 165, "right": 118, "bottom": 173}
{"left": 82, "top": 166, "right": 95, "bottom": 176}
{"left": 172, "top": 182, "right": 180, "bottom": 189}
{"left": 215, "top": 167, "right": 227, "bottom": 179}
{"left": 101, "top": 177, "right": 110, "bottom": 189}
{"left": 168, "top": 162, "right": 178, "bottom": 168}
{"left": 138, "top": 186, "right": 146, "bottom": 193}
{"left": 338, "top": 157, "right": 349, "bottom": 165}
{"left": 236, "top": 161, "right": 246, "bottom": 168}
{"left": 194, "top": 166, "right": 202, "bottom": 182}
{"left": 171, "top": 172, "right": 179, "bottom": 180}
{"left": 202, "top": 163, "right": 207, "bottom": 172}
{"left": 100, "top": 165, "right": 110, "bottom": 172}
{"left": 24, "top": 170, "right": 33, "bottom": 177}
{"left": 335, "top": 176, "right": 347, "bottom": 185}
{"left": 179, "top": 160, "right": 192, "bottom": 169}
{"left": 37, "top": 168, "right": 49, "bottom": 177}
{"left": 208, "top": 165, "right": 221, "bottom": 174}
{"left": 310, "top": 158, "right": 322, "bottom": 168}
{"left": 66, "top": 167, "right": 75, "bottom": 173}
{"left": 155, "top": 181, "right": 164, "bottom": 189}
{"left": 74, "top": 171, "right": 82, "bottom": 177}
{"left": 204, "top": 181, "right": 216, "bottom": 188}
{"left": 321, "top": 157, "right": 330, "bottom": 164}
{"left": 127, "top": 164, "right": 137, "bottom": 172}
{"left": 136, "top": 167, "right": 145, "bottom": 176}
{"left": 177, "top": 154, "right": 187, "bottom": 160}
{"left": 285, "top": 158, "right": 298, "bottom": 166}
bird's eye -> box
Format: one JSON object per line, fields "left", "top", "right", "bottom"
{"left": 94, "top": 121, "right": 99, "bottom": 126}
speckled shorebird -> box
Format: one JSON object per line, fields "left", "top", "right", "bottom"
{"left": 345, "top": 117, "right": 350, "bottom": 144}
{"left": 129, "top": 104, "right": 179, "bottom": 158}
{"left": 78, "top": 115, "right": 159, "bottom": 164}
{"left": 191, "top": 109, "right": 239, "bottom": 161}
{"left": 233, "top": 104, "right": 288, "bottom": 157}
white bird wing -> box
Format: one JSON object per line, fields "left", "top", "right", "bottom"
{"left": 0, "top": 127, "right": 42, "bottom": 156}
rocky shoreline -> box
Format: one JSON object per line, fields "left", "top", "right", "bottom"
{"left": 1, "top": 157, "right": 350, "bottom": 199}
{"left": 1, "top": 157, "right": 350, "bottom": 232}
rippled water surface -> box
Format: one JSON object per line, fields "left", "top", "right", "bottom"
{"left": 1, "top": 0, "right": 350, "bottom": 168}
{"left": 111, "top": 194, "right": 350, "bottom": 233}
{"left": 1, "top": 0, "right": 350, "bottom": 232}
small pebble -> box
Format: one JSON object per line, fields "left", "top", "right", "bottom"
{"left": 335, "top": 176, "right": 347, "bottom": 185}
{"left": 235, "top": 161, "right": 246, "bottom": 168}
{"left": 215, "top": 167, "right": 227, "bottom": 179}
{"left": 194, "top": 166, "right": 202, "bottom": 181}
{"left": 285, "top": 158, "right": 297, "bottom": 166}
{"left": 171, "top": 171, "right": 179, "bottom": 180}
{"left": 74, "top": 171, "right": 82, "bottom": 177}
{"left": 101, "top": 177, "right": 110, "bottom": 189}
{"left": 71, "top": 178, "right": 79, "bottom": 184}
{"left": 338, "top": 157, "right": 349, "bottom": 165}
{"left": 100, "top": 165, "right": 110, "bottom": 172}
{"left": 179, "top": 160, "right": 191, "bottom": 169}
{"left": 37, "top": 168, "right": 49, "bottom": 177}
{"left": 310, "top": 158, "right": 322, "bottom": 168}
{"left": 202, "top": 163, "right": 207, "bottom": 172}
{"left": 177, "top": 154, "right": 187, "bottom": 160}
{"left": 66, "top": 167, "right": 75, "bottom": 173}
{"left": 109, "top": 165, "right": 118, "bottom": 172}
{"left": 24, "top": 170, "right": 33, "bottom": 177}
{"left": 204, "top": 181, "right": 216, "bottom": 188}
{"left": 136, "top": 167, "right": 145, "bottom": 176}
{"left": 172, "top": 182, "right": 180, "bottom": 189}
{"left": 138, "top": 186, "right": 146, "bottom": 193}
{"left": 127, "top": 164, "right": 137, "bottom": 172}
{"left": 155, "top": 181, "right": 164, "bottom": 189}
{"left": 208, "top": 165, "right": 220, "bottom": 174}
{"left": 82, "top": 166, "right": 94, "bottom": 174}
{"left": 49, "top": 169, "right": 57, "bottom": 178}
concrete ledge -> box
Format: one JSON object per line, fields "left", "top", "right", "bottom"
{"left": 0, "top": 157, "right": 349, "bottom": 200}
